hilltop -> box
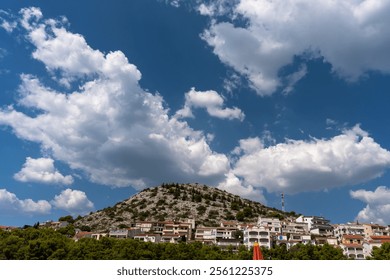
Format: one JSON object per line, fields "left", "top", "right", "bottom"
{"left": 75, "top": 183, "right": 296, "bottom": 231}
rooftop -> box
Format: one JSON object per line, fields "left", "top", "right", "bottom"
{"left": 342, "top": 234, "right": 364, "bottom": 239}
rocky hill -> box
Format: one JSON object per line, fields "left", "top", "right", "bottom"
{"left": 75, "top": 183, "right": 295, "bottom": 231}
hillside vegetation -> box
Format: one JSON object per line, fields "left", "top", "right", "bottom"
{"left": 75, "top": 183, "right": 295, "bottom": 231}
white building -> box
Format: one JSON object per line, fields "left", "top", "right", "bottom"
{"left": 91, "top": 233, "right": 108, "bottom": 240}
{"left": 195, "top": 227, "right": 217, "bottom": 243}
{"left": 162, "top": 221, "right": 192, "bottom": 240}
{"left": 363, "top": 236, "right": 390, "bottom": 258}
{"left": 195, "top": 226, "right": 239, "bottom": 244}
{"left": 340, "top": 234, "right": 365, "bottom": 259}
{"left": 287, "top": 233, "right": 313, "bottom": 248}
{"left": 340, "top": 244, "right": 365, "bottom": 259}
{"left": 134, "top": 233, "right": 162, "bottom": 243}
{"left": 216, "top": 239, "right": 242, "bottom": 250}
{"left": 161, "top": 234, "right": 181, "bottom": 243}
{"left": 109, "top": 229, "right": 130, "bottom": 238}
{"left": 135, "top": 221, "right": 165, "bottom": 233}
{"left": 109, "top": 228, "right": 141, "bottom": 238}
{"left": 296, "top": 215, "right": 333, "bottom": 236}
{"left": 257, "top": 217, "right": 281, "bottom": 236}
{"left": 216, "top": 227, "right": 237, "bottom": 240}
{"left": 243, "top": 226, "right": 272, "bottom": 249}
{"left": 282, "top": 220, "right": 309, "bottom": 234}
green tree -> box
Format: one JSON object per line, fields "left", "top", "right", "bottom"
{"left": 242, "top": 207, "right": 253, "bottom": 218}
{"left": 59, "top": 215, "right": 75, "bottom": 224}
{"left": 368, "top": 243, "right": 390, "bottom": 260}
{"left": 57, "top": 225, "right": 76, "bottom": 237}
{"left": 236, "top": 211, "right": 245, "bottom": 221}
{"left": 196, "top": 205, "right": 207, "bottom": 215}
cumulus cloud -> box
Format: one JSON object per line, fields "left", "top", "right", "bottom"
{"left": 350, "top": 186, "right": 390, "bottom": 225}
{"left": 232, "top": 125, "right": 390, "bottom": 194}
{"left": 175, "top": 87, "right": 244, "bottom": 121}
{"left": 0, "top": 188, "right": 51, "bottom": 214}
{"left": 1, "top": 19, "right": 17, "bottom": 33}
{"left": 14, "top": 157, "right": 73, "bottom": 185}
{"left": 2, "top": 7, "right": 390, "bottom": 207}
{"left": 0, "top": 7, "right": 229, "bottom": 190}
{"left": 0, "top": 10, "right": 17, "bottom": 32}
{"left": 232, "top": 137, "right": 264, "bottom": 155}
{"left": 217, "top": 171, "right": 266, "bottom": 203}
{"left": 0, "top": 187, "right": 94, "bottom": 216}
{"left": 197, "top": 0, "right": 235, "bottom": 17}
{"left": 51, "top": 188, "right": 94, "bottom": 215}
{"left": 198, "top": 3, "right": 215, "bottom": 16}
{"left": 201, "top": 0, "right": 390, "bottom": 95}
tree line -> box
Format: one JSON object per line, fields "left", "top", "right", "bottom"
{"left": 1, "top": 227, "right": 389, "bottom": 260}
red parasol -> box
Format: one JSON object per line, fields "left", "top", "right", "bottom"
{"left": 252, "top": 242, "right": 264, "bottom": 260}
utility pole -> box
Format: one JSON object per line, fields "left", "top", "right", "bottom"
{"left": 281, "top": 193, "right": 285, "bottom": 212}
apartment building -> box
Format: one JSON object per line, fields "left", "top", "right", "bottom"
{"left": 135, "top": 221, "right": 165, "bottom": 233}
{"left": 91, "top": 233, "right": 108, "bottom": 240}
{"left": 363, "top": 223, "right": 389, "bottom": 238}
{"left": 216, "top": 227, "right": 238, "bottom": 240}
{"left": 340, "top": 234, "right": 365, "bottom": 259}
{"left": 257, "top": 217, "right": 282, "bottom": 236}
{"left": 161, "top": 233, "right": 182, "bottom": 243}
{"left": 281, "top": 220, "right": 309, "bottom": 234}
{"left": 287, "top": 233, "right": 313, "bottom": 248}
{"left": 220, "top": 221, "right": 240, "bottom": 228}
{"left": 243, "top": 225, "right": 272, "bottom": 249}
{"left": 314, "top": 236, "right": 338, "bottom": 246}
{"left": 195, "top": 227, "right": 217, "bottom": 243}
{"left": 363, "top": 235, "right": 390, "bottom": 257}
{"left": 216, "top": 239, "right": 242, "bottom": 250}
{"left": 274, "top": 234, "right": 288, "bottom": 246}
{"left": 134, "top": 233, "right": 162, "bottom": 243}
{"left": 162, "top": 221, "right": 192, "bottom": 241}
{"left": 109, "top": 228, "right": 141, "bottom": 239}
{"left": 195, "top": 226, "right": 239, "bottom": 244}
{"left": 296, "top": 215, "right": 333, "bottom": 236}
{"left": 333, "top": 223, "right": 365, "bottom": 242}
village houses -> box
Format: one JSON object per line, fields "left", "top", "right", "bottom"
{"left": 2, "top": 215, "right": 389, "bottom": 259}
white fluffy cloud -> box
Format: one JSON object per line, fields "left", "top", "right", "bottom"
{"left": 14, "top": 157, "right": 73, "bottom": 185}
{"left": 217, "top": 171, "right": 266, "bottom": 203}
{"left": 0, "top": 187, "right": 94, "bottom": 216}
{"left": 175, "top": 87, "right": 244, "bottom": 121}
{"left": 51, "top": 188, "right": 94, "bottom": 215}
{"left": 0, "top": 7, "right": 229, "bottom": 190}
{"left": 0, "top": 188, "right": 51, "bottom": 214}
{"left": 2, "top": 7, "right": 390, "bottom": 207}
{"left": 0, "top": 10, "right": 17, "bottom": 32}
{"left": 232, "top": 125, "right": 390, "bottom": 194}
{"left": 201, "top": 0, "right": 390, "bottom": 95}
{"left": 350, "top": 186, "right": 390, "bottom": 225}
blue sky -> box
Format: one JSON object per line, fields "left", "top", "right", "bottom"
{"left": 1, "top": 0, "right": 390, "bottom": 227}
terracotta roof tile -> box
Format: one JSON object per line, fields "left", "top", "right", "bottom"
{"left": 342, "top": 234, "right": 364, "bottom": 239}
